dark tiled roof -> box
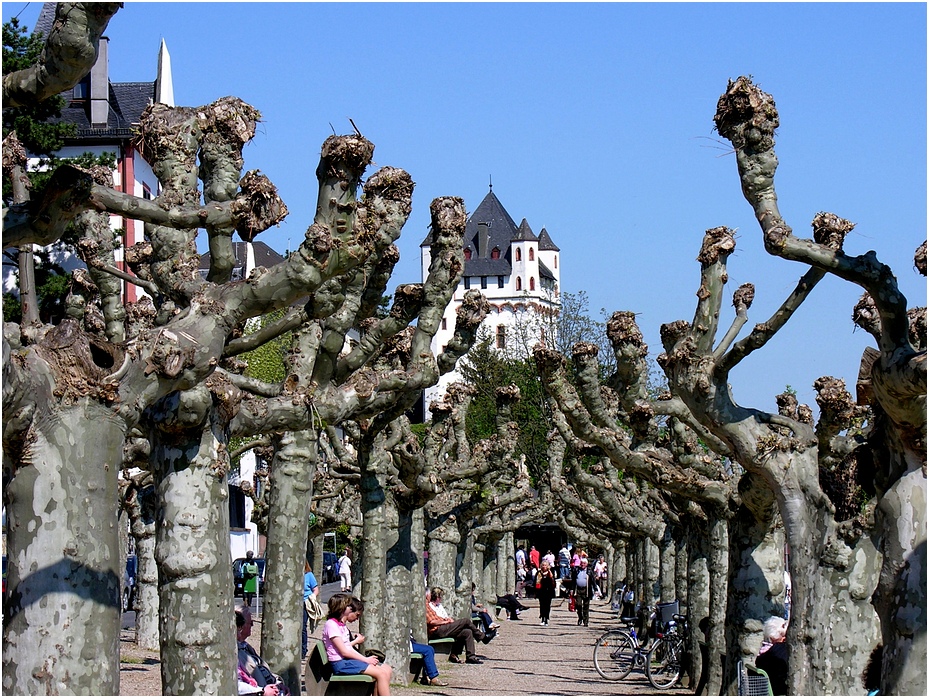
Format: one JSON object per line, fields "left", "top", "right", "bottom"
{"left": 513, "top": 218, "right": 538, "bottom": 242}
{"left": 538, "top": 260, "right": 555, "bottom": 280}
{"left": 56, "top": 82, "right": 154, "bottom": 139}
{"left": 465, "top": 258, "right": 512, "bottom": 276}
{"left": 199, "top": 241, "right": 286, "bottom": 276}
{"left": 34, "top": 3, "right": 56, "bottom": 38}
{"left": 537, "top": 227, "right": 559, "bottom": 252}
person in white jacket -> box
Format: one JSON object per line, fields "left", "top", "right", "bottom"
{"left": 338, "top": 549, "right": 352, "bottom": 592}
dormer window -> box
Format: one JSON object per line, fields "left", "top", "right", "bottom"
{"left": 515, "top": 248, "right": 522, "bottom": 262}
{"left": 464, "top": 248, "right": 472, "bottom": 260}
{"left": 491, "top": 247, "right": 500, "bottom": 260}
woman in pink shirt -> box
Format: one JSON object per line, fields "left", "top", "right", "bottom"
{"left": 321, "top": 594, "right": 392, "bottom": 695}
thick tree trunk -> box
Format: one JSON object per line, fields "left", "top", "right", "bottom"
{"left": 874, "top": 460, "right": 927, "bottom": 695}
{"left": 410, "top": 510, "right": 428, "bottom": 643}
{"left": 426, "top": 521, "right": 461, "bottom": 616}
{"left": 659, "top": 526, "right": 676, "bottom": 602}
{"left": 2, "top": 402, "right": 124, "bottom": 695}
{"left": 149, "top": 388, "right": 235, "bottom": 696}
{"left": 686, "top": 526, "right": 710, "bottom": 695}
{"left": 260, "top": 429, "right": 318, "bottom": 695}
{"left": 383, "top": 504, "right": 417, "bottom": 688}
{"left": 645, "top": 536, "right": 660, "bottom": 606}
{"left": 725, "top": 472, "right": 785, "bottom": 692}
{"left": 128, "top": 485, "right": 160, "bottom": 650}
{"left": 705, "top": 515, "right": 729, "bottom": 697}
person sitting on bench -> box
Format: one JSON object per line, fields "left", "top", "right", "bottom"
{"left": 236, "top": 605, "right": 288, "bottom": 695}
{"left": 425, "top": 587, "right": 486, "bottom": 664}
{"left": 322, "top": 594, "right": 392, "bottom": 696}
{"left": 496, "top": 593, "right": 528, "bottom": 620}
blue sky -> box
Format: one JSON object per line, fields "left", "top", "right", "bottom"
{"left": 4, "top": 1, "right": 926, "bottom": 414}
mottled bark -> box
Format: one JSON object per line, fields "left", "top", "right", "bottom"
{"left": 126, "top": 481, "right": 160, "bottom": 650}
{"left": 147, "top": 386, "right": 236, "bottom": 696}
{"left": 725, "top": 471, "right": 785, "bottom": 693}
{"left": 2, "top": 401, "right": 123, "bottom": 695}
{"left": 260, "top": 429, "right": 318, "bottom": 695}
{"left": 716, "top": 76, "right": 926, "bottom": 694}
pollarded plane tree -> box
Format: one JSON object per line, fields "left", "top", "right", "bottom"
{"left": 1, "top": 16, "right": 417, "bottom": 693}
{"left": 539, "top": 374, "right": 737, "bottom": 695}
{"left": 714, "top": 76, "right": 926, "bottom": 696}
{"left": 423, "top": 382, "right": 538, "bottom": 615}
{"left": 219, "top": 198, "right": 488, "bottom": 690}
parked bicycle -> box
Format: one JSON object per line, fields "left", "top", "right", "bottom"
{"left": 646, "top": 609, "right": 689, "bottom": 689}
{"left": 593, "top": 604, "right": 657, "bottom": 680}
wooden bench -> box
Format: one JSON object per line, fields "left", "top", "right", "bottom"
{"left": 427, "top": 637, "right": 456, "bottom": 658}
{"left": 304, "top": 640, "right": 374, "bottom": 696}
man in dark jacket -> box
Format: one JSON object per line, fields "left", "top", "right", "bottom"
{"left": 571, "top": 557, "right": 595, "bottom": 626}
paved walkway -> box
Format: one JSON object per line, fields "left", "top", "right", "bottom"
{"left": 119, "top": 591, "right": 692, "bottom": 695}
{"left": 395, "top": 595, "right": 692, "bottom": 696}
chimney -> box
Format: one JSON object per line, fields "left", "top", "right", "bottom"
{"left": 478, "top": 222, "right": 489, "bottom": 258}
{"left": 90, "top": 36, "right": 109, "bottom": 127}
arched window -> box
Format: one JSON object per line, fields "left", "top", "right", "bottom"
{"left": 496, "top": 325, "right": 506, "bottom": 349}
{"left": 516, "top": 277, "right": 522, "bottom": 291}
{"left": 529, "top": 277, "right": 535, "bottom": 291}
{"left": 554, "top": 255, "right": 558, "bottom": 269}
{"left": 464, "top": 248, "right": 472, "bottom": 260}
{"left": 515, "top": 248, "right": 522, "bottom": 262}
{"left": 529, "top": 248, "right": 535, "bottom": 261}
{"left": 491, "top": 247, "right": 500, "bottom": 260}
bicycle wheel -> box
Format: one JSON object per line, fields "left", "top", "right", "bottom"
{"left": 593, "top": 630, "right": 636, "bottom": 680}
{"left": 646, "top": 637, "right": 682, "bottom": 689}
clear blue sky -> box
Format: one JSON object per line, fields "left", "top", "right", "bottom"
{"left": 5, "top": 1, "right": 926, "bottom": 414}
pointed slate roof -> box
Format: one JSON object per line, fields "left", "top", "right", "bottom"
{"left": 537, "top": 227, "right": 560, "bottom": 252}
{"left": 513, "top": 218, "right": 538, "bottom": 242}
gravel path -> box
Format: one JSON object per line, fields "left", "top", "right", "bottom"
{"left": 119, "top": 595, "right": 692, "bottom": 696}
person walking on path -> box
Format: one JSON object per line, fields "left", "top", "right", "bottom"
{"left": 572, "top": 558, "right": 595, "bottom": 626}
{"left": 529, "top": 545, "right": 540, "bottom": 569}
{"left": 337, "top": 548, "right": 352, "bottom": 592}
{"left": 593, "top": 554, "right": 608, "bottom": 599}
{"left": 425, "top": 587, "right": 486, "bottom": 664}
{"left": 536, "top": 560, "right": 556, "bottom": 626}
{"left": 243, "top": 551, "right": 260, "bottom": 609}
{"left": 557, "top": 544, "right": 571, "bottom": 580}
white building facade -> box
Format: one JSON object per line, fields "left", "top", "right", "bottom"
{"left": 421, "top": 187, "right": 561, "bottom": 415}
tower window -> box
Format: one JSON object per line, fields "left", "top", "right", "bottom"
{"left": 516, "top": 277, "right": 522, "bottom": 291}
{"left": 496, "top": 325, "right": 506, "bottom": 349}
{"left": 515, "top": 248, "right": 522, "bottom": 262}
{"left": 529, "top": 248, "right": 535, "bottom": 261}
{"left": 441, "top": 318, "right": 447, "bottom": 330}
{"left": 529, "top": 277, "right": 535, "bottom": 291}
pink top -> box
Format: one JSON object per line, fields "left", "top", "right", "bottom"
{"left": 322, "top": 618, "right": 351, "bottom": 663}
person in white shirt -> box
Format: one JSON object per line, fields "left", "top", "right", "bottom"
{"left": 337, "top": 549, "right": 352, "bottom": 592}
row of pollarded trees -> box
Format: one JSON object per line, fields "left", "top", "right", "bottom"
{"left": 533, "top": 77, "right": 925, "bottom": 696}
{"left": 1, "top": 4, "right": 502, "bottom": 695}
